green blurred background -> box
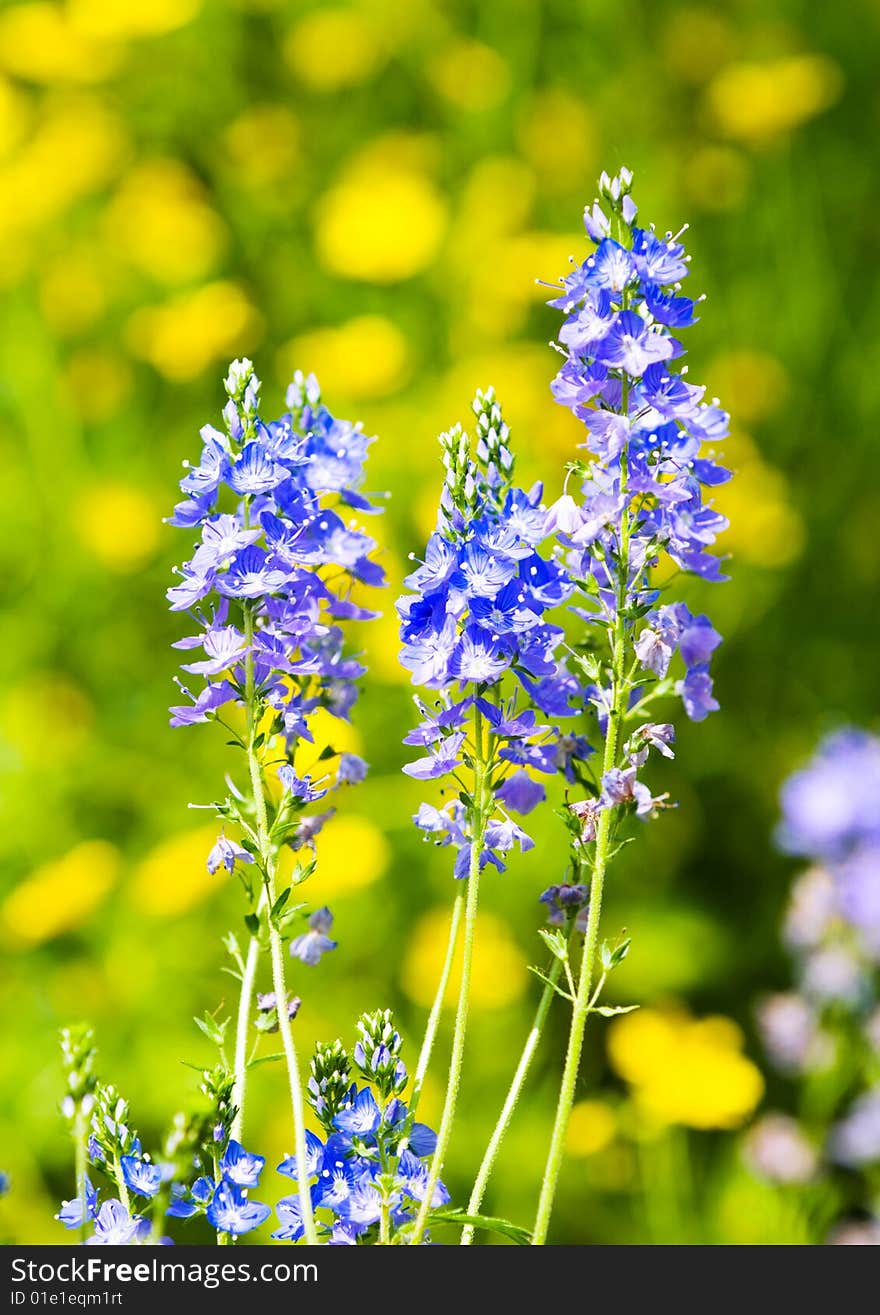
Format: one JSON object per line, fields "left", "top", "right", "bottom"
{"left": 0, "top": 0, "right": 875, "bottom": 1245}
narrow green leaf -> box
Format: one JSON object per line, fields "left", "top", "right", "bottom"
{"left": 591, "top": 1004, "right": 640, "bottom": 1017}
{"left": 271, "top": 886, "right": 291, "bottom": 920}
{"left": 537, "top": 928, "right": 568, "bottom": 961}
{"left": 193, "top": 1015, "right": 221, "bottom": 1044}
{"left": 426, "top": 1208, "right": 531, "bottom": 1245}
{"left": 609, "top": 936, "right": 631, "bottom": 968}
{"left": 528, "top": 965, "right": 574, "bottom": 1002}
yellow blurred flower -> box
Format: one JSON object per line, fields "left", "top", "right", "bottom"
{"left": 288, "top": 814, "right": 389, "bottom": 897}
{"left": 0, "top": 3, "right": 121, "bottom": 84}
{"left": 129, "top": 825, "right": 224, "bottom": 916}
{"left": 428, "top": 39, "right": 509, "bottom": 111}
{"left": 284, "top": 8, "right": 385, "bottom": 90}
{"left": 567, "top": 1100, "right": 617, "bottom": 1157}
{"left": 516, "top": 90, "right": 597, "bottom": 188}
{"left": 468, "top": 230, "right": 576, "bottom": 338}
{"left": 105, "top": 160, "right": 226, "bottom": 285}
{"left": 68, "top": 0, "right": 202, "bottom": 40}
{"left": 315, "top": 141, "right": 447, "bottom": 283}
{"left": 454, "top": 156, "right": 536, "bottom": 248}
{"left": 608, "top": 1007, "right": 764, "bottom": 1130}
{"left": 401, "top": 907, "right": 526, "bottom": 1011}
{"left": 64, "top": 347, "right": 132, "bottom": 422}
{"left": 40, "top": 252, "right": 109, "bottom": 336}
{"left": 2, "top": 840, "right": 120, "bottom": 946}
{"left": 125, "top": 281, "right": 262, "bottom": 381}
{"left": 707, "top": 351, "right": 788, "bottom": 425}
{"left": 682, "top": 145, "right": 749, "bottom": 213}
{"left": 661, "top": 7, "right": 737, "bottom": 84}
{"left": 1, "top": 674, "right": 92, "bottom": 765}
{"left": 359, "top": 555, "right": 413, "bottom": 686}
{"left": 222, "top": 105, "right": 299, "bottom": 188}
{"left": 279, "top": 315, "right": 410, "bottom": 401}
{"left": 713, "top": 432, "right": 803, "bottom": 569}
{"left": 706, "top": 55, "right": 843, "bottom": 143}
{"left": 0, "top": 96, "right": 126, "bottom": 242}
{"left": 302, "top": 705, "right": 363, "bottom": 761}
{"left": 73, "top": 478, "right": 158, "bottom": 571}
{"left": 0, "top": 76, "right": 31, "bottom": 160}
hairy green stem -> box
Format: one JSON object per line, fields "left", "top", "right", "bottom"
{"left": 73, "top": 1106, "right": 88, "bottom": 1245}
{"left": 400, "top": 891, "right": 464, "bottom": 1148}
{"left": 409, "top": 702, "right": 489, "bottom": 1246}
{"left": 461, "top": 956, "right": 564, "bottom": 1244}
{"left": 230, "top": 926, "right": 260, "bottom": 1143}
{"left": 532, "top": 446, "right": 631, "bottom": 1245}
{"left": 242, "top": 603, "right": 318, "bottom": 1245}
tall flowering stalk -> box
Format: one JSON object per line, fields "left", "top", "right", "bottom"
{"left": 398, "top": 390, "right": 582, "bottom": 1245}
{"left": 746, "top": 730, "right": 880, "bottom": 1241}
{"left": 168, "top": 359, "right": 383, "bottom": 1244}
{"left": 526, "top": 169, "right": 731, "bottom": 1242}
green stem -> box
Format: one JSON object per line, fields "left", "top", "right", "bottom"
{"left": 408, "top": 702, "right": 490, "bottom": 1246}
{"left": 532, "top": 446, "right": 631, "bottom": 1246}
{"left": 230, "top": 925, "right": 261, "bottom": 1143}
{"left": 211, "top": 1149, "right": 231, "bottom": 1246}
{"left": 74, "top": 1106, "right": 88, "bottom": 1245}
{"left": 400, "top": 892, "right": 464, "bottom": 1146}
{"left": 243, "top": 603, "right": 318, "bottom": 1246}
{"left": 115, "top": 1161, "right": 131, "bottom": 1217}
{"left": 461, "top": 956, "right": 564, "bottom": 1245}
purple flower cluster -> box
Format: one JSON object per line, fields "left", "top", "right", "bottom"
{"left": 545, "top": 168, "right": 730, "bottom": 733}
{"left": 168, "top": 1139, "right": 271, "bottom": 1237}
{"left": 398, "top": 388, "right": 588, "bottom": 877}
{"left": 274, "top": 1088, "right": 445, "bottom": 1245}
{"left": 399, "top": 388, "right": 572, "bottom": 696}
{"left": 748, "top": 730, "right": 880, "bottom": 1228}
{"left": 778, "top": 730, "right": 880, "bottom": 953}
{"left": 168, "top": 359, "right": 382, "bottom": 756}
{"left": 275, "top": 1014, "right": 446, "bottom": 1244}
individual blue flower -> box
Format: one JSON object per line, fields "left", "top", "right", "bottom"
{"left": 56, "top": 1177, "right": 98, "bottom": 1229}
{"left": 495, "top": 770, "right": 546, "bottom": 815}
{"left": 166, "top": 1175, "right": 215, "bottom": 1220}
{"left": 206, "top": 833, "right": 254, "bottom": 875}
{"left": 539, "top": 884, "right": 590, "bottom": 928}
{"left": 220, "top": 1140, "right": 265, "bottom": 1189}
{"left": 332, "top": 1087, "right": 381, "bottom": 1139}
{"left": 335, "top": 1179, "right": 385, "bottom": 1227}
{"left": 206, "top": 1180, "right": 271, "bottom": 1236}
{"left": 277, "top": 1130, "right": 325, "bottom": 1182}
{"left": 120, "top": 1156, "right": 162, "bottom": 1200}
{"left": 227, "top": 442, "right": 286, "bottom": 496}
{"left": 676, "top": 664, "right": 719, "bottom": 723}
{"left": 289, "top": 907, "right": 337, "bottom": 965}
{"left": 272, "top": 1188, "right": 321, "bottom": 1242}
{"left": 396, "top": 1149, "right": 450, "bottom": 1208}
{"left": 402, "top": 732, "right": 466, "bottom": 781}
{"left": 277, "top": 765, "right": 329, "bottom": 803}
{"left": 448, "top": 626, "right": 508, "bottom": 685}
{"left": 216, "top": 546, "right": 290, "bottom": 599}
{"left": 600, "top": 309, "right": 675, "bottom": 375}
{"left": 337, "top": 753, "right": 369, "bottom": 785}
{"left": 86, "top": 1200, "right": 150, "bottom": 1246}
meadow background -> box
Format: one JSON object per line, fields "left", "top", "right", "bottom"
{"left": 0, "top": 0, "right": 876, "bottom": 1245}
